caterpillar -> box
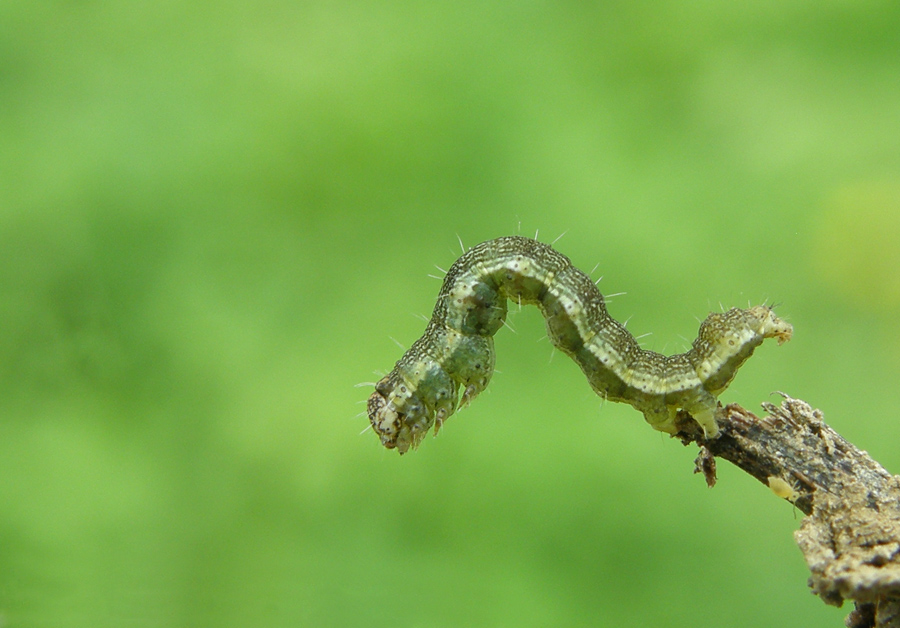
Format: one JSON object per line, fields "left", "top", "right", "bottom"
{"left": 367, "top": 236, "right": 792, "bottom": 454}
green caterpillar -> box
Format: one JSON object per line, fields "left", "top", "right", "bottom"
{"left": 368, "top": 236, "right": 792, "bottom": 454}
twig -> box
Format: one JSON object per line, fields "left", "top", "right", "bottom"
{"left": 676, "top": 394, "right": 900, "bottom": 628}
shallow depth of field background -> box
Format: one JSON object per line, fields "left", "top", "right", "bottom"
{"left": 2, "top": 2, "right": 899, "bottom": 627}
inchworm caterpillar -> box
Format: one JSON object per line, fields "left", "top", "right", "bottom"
{"left": 368, "top": 236, "right": 792, "bottom": 454}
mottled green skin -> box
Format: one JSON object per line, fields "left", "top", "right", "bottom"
{"left": 368, "top": 236, "right": 792, "bottom": 453}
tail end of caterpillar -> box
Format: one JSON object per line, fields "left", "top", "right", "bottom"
{"left": 750, "top": 305, "right": 793, "bottom": 346}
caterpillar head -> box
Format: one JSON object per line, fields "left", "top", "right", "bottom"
{"left": 367, "top": 389, "right": 402, "bottom": 450}
{"left": 367, "top": 375, "right": 434, "bottom": 454}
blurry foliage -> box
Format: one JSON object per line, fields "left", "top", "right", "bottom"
{"left": 812, "top": 182, "right": 900, "bottom": 311}
{"left": 0, "top": 1, "right": 898, "bottom": 626}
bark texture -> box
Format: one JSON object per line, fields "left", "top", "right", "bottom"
{"left": 676, "top": 395, "right": 900, "bottom": 628}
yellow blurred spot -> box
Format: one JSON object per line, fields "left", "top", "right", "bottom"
{"left": 811, "top": 182, "right": 900, "bottom": 311}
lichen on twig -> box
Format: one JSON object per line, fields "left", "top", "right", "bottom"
{"left": 677, "top": 394, "right": 900, "bottom": 628}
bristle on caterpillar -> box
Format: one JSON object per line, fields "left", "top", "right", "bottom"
{"left": 368, "top": 236, "right": 792, "bottom": 454}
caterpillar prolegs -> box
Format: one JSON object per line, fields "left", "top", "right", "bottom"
{"left": 368, "top": 236, "right": 792, "bottom": 454}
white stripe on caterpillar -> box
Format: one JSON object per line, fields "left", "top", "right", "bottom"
{"left": 368, "top": 236, "right": 792, "bottom": 454}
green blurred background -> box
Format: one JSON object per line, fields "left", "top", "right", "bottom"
{"left": 2, "top": 2, "right": 899, "bottom": 626}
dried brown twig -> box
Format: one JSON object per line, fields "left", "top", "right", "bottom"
{"left": 676, "top": 394, "right": 900, "bottom": 628}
